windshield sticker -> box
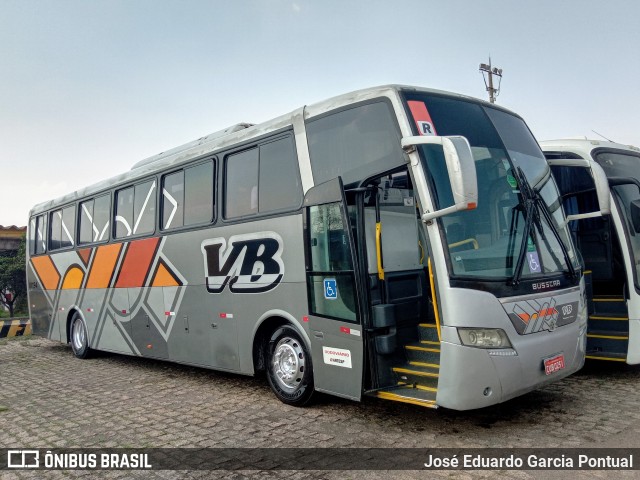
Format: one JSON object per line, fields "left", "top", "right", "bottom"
{"left": 507, "top": 174, "right": 518, "bottom": 189}
{"left": 408, "top": 101, "right": 437, "bottom": 136}
{"left": 527, "top": 252, "right": 542, "bottom": 273}
{"left": 525, "top": 237, "right": 542, "bottom": 273}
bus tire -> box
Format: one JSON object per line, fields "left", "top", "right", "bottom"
{"left": 266, "top": 325, "right": 314, "bottom": 406}
{"left": 70, "top": 312, "right": 92, "bottom": 359}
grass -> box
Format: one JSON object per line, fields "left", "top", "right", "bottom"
{"left": 0, "top": 334, "right": 32, "bottom": 346}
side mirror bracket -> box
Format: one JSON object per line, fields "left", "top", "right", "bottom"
{"left": 401, "top": 135, "right": 478, "bottom": 222}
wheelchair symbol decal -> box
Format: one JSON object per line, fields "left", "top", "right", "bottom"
{"left": 527, "top": 252, "right": 541, "bottom": 273}
{"left": 324, "top": 278, "right": 338, "bottom": 300}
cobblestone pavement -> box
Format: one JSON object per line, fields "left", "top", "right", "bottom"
{"left": 2, "top": 336, "right": 640, "bottom": 479}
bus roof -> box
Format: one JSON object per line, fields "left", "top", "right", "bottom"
{"left": 29, "top": 84, "right": 506, "bottom": 216}
{"left": 540, "top": 138, "right": 640, "bottom": 160}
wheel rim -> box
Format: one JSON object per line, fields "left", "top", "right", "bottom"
{"left": 72, "top": 318, "right": 86, "bottom": 351}
{"left": 272, "top": 337, "right": 305, "bottom": 391}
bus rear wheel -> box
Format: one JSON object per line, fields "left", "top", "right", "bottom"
{"left": 266, "top": 325, "right": 314, "bottom": 406}
{"left": 70, "top": 312, "right": 93, "bottom": 359}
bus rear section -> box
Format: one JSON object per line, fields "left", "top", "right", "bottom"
{"left": 543, "top": 139, "right": 640, "bottom": 364}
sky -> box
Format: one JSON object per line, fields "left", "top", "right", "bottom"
{"left": 1, "top": 0, "right": 639, "bottom": 227}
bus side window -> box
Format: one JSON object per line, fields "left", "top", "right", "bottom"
{"left": 80, "top": 194, "right": 111, "bottom": 244}
{"left": 115, "top": 180, "right": 156, "bottom": 238}
{"left": 224, "top": 135, "right": 301, "bottom": 219}
{"left": 225, "top": 148, "right": 259, "bottom": 219}
{"left": 162, "top": 171, "right": 185, "bottom": 229}
{"left": 258, "top": 136, "right": 301, "bottom": 213}
{"left": 163, "top": 161, "right": 215, "bottom": 230}
{"left": 184, "top": 161, "right": 214, "bottom": 225}
{"left": 30, "top": 214, "right": 47, "bottom": 255}
{"left": 49, "top": 205, "right": 75, "bottom": 250}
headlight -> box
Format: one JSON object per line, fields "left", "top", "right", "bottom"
{"left": 458, "top": 328, "right": 512, "bottom": 348}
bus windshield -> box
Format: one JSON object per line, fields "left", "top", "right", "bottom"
{"left": 404, "top": 93, "right": 578, "bottom": 281}
{"left": 594, "top": 150, "right": 640, "bottom": 289}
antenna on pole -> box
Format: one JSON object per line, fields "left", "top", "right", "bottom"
{"left": 591, "top": 130, "right": 615, "bottom": 143}
{"left": 479, "top": 57, "right": 503, "bottom": 103}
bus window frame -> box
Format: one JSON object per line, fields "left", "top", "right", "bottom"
{"left": 113, "top": 176, "right": 159, "bottom": 241}
{"left": 48, "top": 203, "right": 77, "bottom": 252}
{"left": 78, "top": 192, "right": 112, "bottom": 247}
{"left": 221, "top": 130, "right": 304, "bottom": 224}
{"left": 29, "top": 213, "right": 48, "bottom": 256}
{"left": 160, "top": 157, "right": 217, "bottom": 234}
{"left": 304, "top": 98, "right": 405, "bottom": 188}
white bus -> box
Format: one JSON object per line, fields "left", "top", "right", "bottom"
{"left": 27, "top": 86, "right": 596, "bottom": 410}
{"left": 542, "top": 139, "right": 640, "bottom": 363}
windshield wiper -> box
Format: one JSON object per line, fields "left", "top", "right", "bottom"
{"left": 508, "top": 167, "right": 577, "bottom": 286}
{"left": 508, "top": 168, "right": 537, "bottom": 286}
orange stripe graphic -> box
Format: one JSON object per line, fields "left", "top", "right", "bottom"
{"left": 86, "top": 243, "right": 123, "bottom": 289}
{"left": 78, "top": 248, "right": 92, "bottom": 266}
{"left": 115, "top": 237, "right": 160, "bottom": 288}
{"left": 62, "top": 266, "right": 85, "bottom": 290}
{"left": 31, "top": 256, "right": 61, "bottom": 291}
{"left": 151, "top": 261, "right": 180, "bottom": 287}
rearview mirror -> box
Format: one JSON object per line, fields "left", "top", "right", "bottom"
{"left": 401, "top": 135, "right": 478, "bottom": 222}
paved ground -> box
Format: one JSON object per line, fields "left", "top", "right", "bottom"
{"left": 2, "top": 335, "right": 640, "bottom": 479}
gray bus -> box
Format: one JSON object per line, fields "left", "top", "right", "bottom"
{"left": 28, "top": 86, "right": 592, "bottom": 410}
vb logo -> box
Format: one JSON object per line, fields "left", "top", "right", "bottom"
{"left": 201, "top": 232, "right": 284, "bottom": 294}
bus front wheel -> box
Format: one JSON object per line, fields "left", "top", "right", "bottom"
{"left": 266, "top": 325, "right": 314, "bottom": 406}
{"left": 70, "top": 312, "right": 93, "bottom": 359}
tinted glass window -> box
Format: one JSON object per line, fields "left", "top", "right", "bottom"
{"left": 115, "top": 187, "right": 134, "bottom": 238}
{"left": 28, "top": 217, "right": 36, "bottom": 255}
{"left": 307, "top": 202, "right": 357, "bottom": 322}
{"left": 35, "top": 214, "right": 47, "bottom": 254}
{"left": 306, "top": 102, "right": 404, "bottom": 185}
{"left": 184, "top": 161, "right": 213, "bottom": 225}
{"left": 60, "top": 206, "right": 75, "bottom": 249}
{"left": 259, "top": 137, "right": 302, "bottom": 212}
{"left": 115, "top": 180, "right": 156, "bottom": 238}
{"left": 80, "top": 194, "right": 110, "bottom": 244}
{"left": 133, "top": 180, "right": 156, "bottom": 235}
{"left": 50, "top": 210, "right": 62, "bottom": 250}
{"left": 162, "top": 171, "right": 184, "bottom": 229}
{"left": 225, "top": 148, "right": 259, "bottom": 218}
{"left": 79, "top": 199, "right": 94, "bottom": 245}
{"left": 93, "top": 194, "right": 110, "bottom": 242}
{"left": 49, "top": 206, "right": 74, "bottom": 250}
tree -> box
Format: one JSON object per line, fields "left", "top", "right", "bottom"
{"left": 0, "top": 236, "right": 27, "bottom": 317}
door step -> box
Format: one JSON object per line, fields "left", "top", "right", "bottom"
{"left": 375, "top": 322, "right": 441, "bottom": 408}
{"left": 591, "top": 296, "right": 627, "bottom": 316}
{"left": 585, "top": 351, "right": 627, "bottom": 362}
{"left": 373, "top": 385, "right": 437, "bottom": 408}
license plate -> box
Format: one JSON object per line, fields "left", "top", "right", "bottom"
{"left": 544, "top": 354, "right": 565, "bottom": 375}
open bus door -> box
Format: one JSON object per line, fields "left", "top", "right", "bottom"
{"left": 303, "top": 177, "right": 364, "bottom": 401}
{"left": 546, "top": 157, "right": 630, "bottom": 361}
